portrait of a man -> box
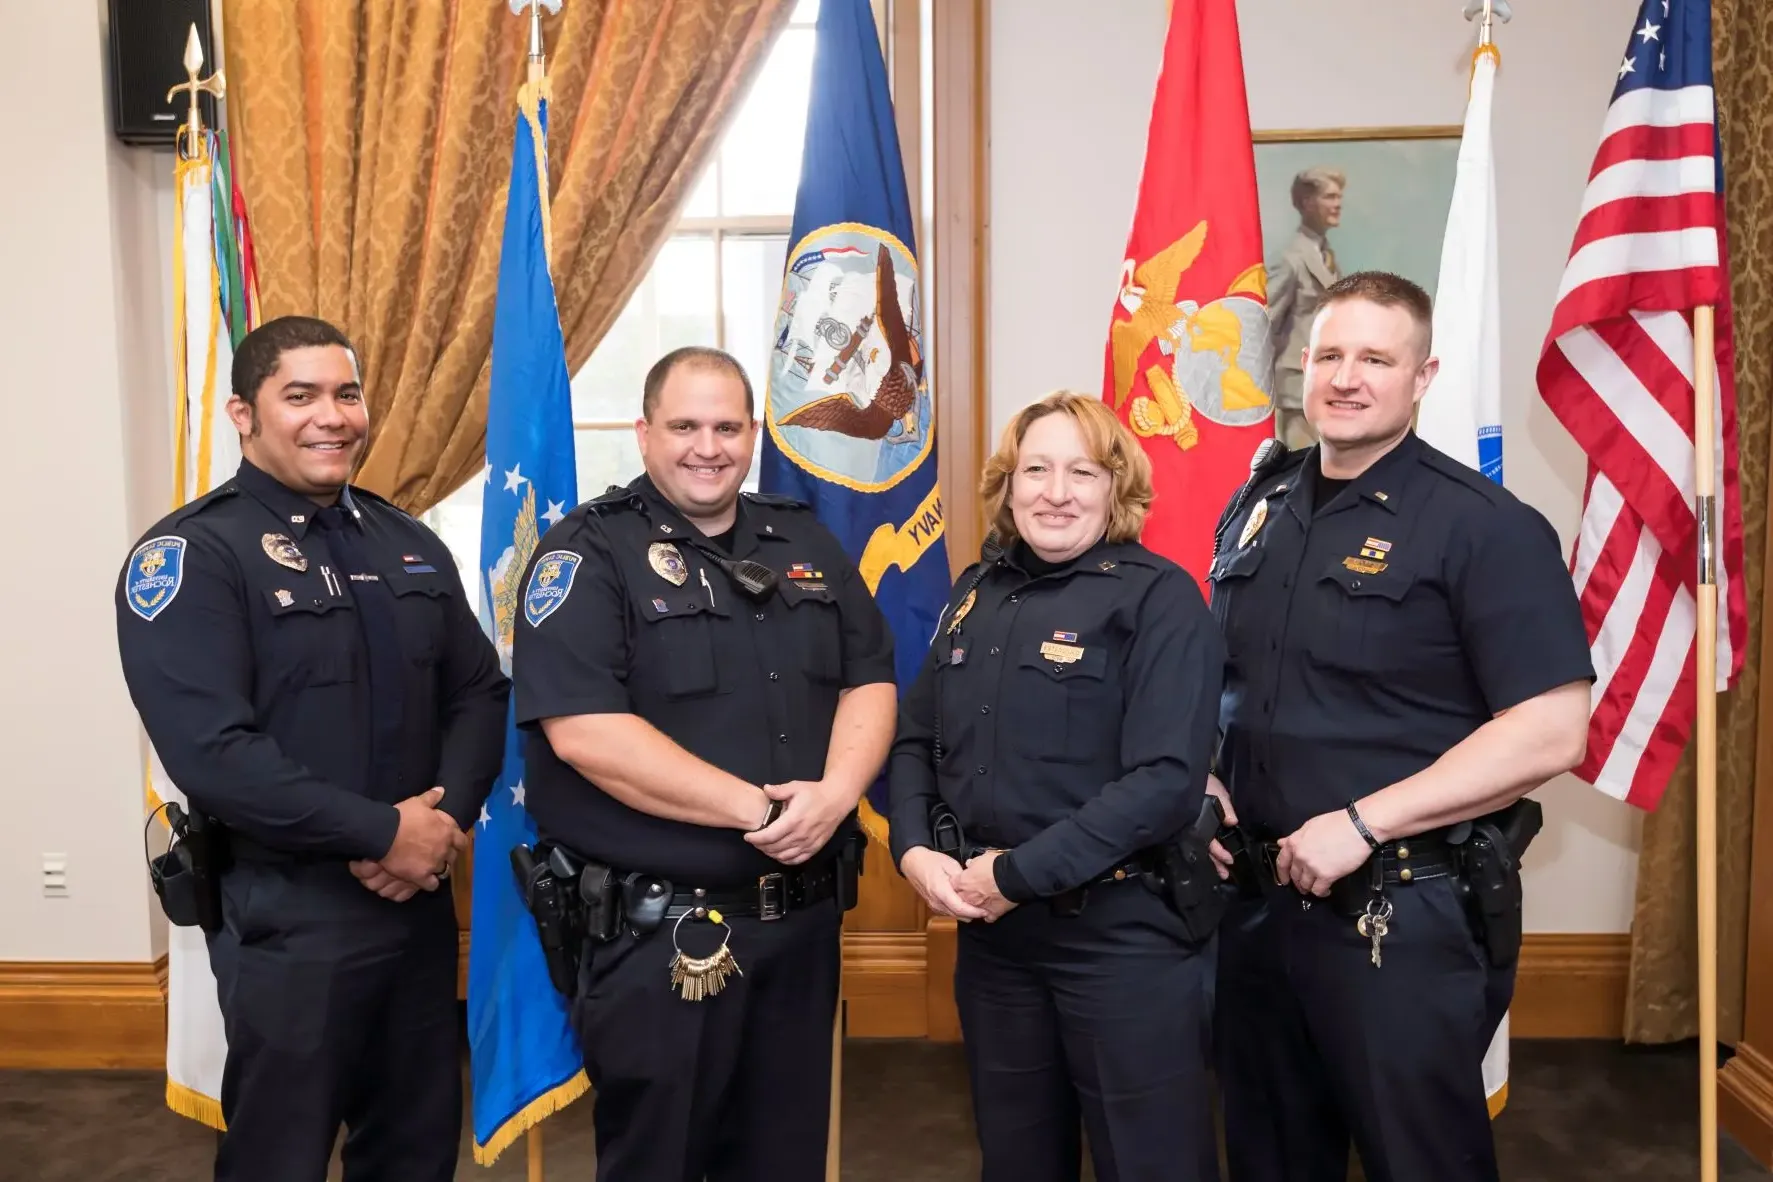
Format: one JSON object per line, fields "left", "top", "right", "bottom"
{"left": 1265, "top": 167, "right": 1344, "bottom": 449}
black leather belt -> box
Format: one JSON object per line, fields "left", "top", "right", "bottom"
{"left": 657, "top": 862, "right": 838, "bottom": 922}
{"left": 1248, "top": 831, "right": 1459, "bottom": 894}
{"left": 962, "top": 845, "right": 1147, "bottom": 916}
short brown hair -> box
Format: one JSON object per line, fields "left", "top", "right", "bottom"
{"left": 642, "top": 346, "right": 755, "bottom": 420}
{"left": 1321, "top": 271, "right": 1434, "bottom": 358}
{"left": 979, "top": 391, "right": 1154, "bottom": 547}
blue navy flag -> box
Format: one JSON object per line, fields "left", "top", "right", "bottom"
{"left": 760, "top": 0, "right": 949, "bottom": 837}
{"left": 465, "top": 76, "right": 587, "bottom": 1163}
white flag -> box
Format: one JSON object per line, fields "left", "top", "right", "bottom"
{"left": 151, "top": 125, "right": 258, "bottom": 1130}
{"left": 1421, "top": 43, "right": 1512, "bottom": 1118}
{"left": 1420, "top": 45, "right": 1503, "bottom": 482}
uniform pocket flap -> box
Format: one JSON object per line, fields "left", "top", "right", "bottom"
{"left": 1209, "top": 544, "right": 1266, "bottom": 584}
{"left": 1319, "top": 561, "right": 1416, "bottom": 602}
{"left": 635, "top": 591, "right": 731, "bottom": 622}
{"left": 262, "top": 587, "right": 349, "bottom": 615}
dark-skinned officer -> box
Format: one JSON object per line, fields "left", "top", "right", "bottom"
{"left": 1205, "top": 272, "right": 1594, "bottom": 1182}
{"left": 115, "top": 315, "right": 510, "bottom": 1182}
{"left": 888, "top": 392, "right": 1226, "bottom": 1182}
{"left": 513, "top": 346, "right": 897, "bottom": 1182}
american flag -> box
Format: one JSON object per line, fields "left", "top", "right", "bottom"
{"left": 1536, "top": 0, "right": 1745, "bottom": 811}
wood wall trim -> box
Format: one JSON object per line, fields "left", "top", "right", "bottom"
{"left": 1508, "top": 933, "right": 1631, "bottom": 1039}
{"left": 0, "top": 957, "right": 168, "bottom": 1070}
{"left": 1720, "top": 1042, "right": 1773, "bottom": 1167}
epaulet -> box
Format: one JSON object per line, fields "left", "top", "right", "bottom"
{"left": 585, "top": 484, "right": 645, "bottom": 516}
{"left": 741, "top": 491, "right": 811, "bottom": 511}
{"left": 1417, "top": 446, "right": 1507, "bottom": 505}
{"left": 164, "top": 481, "right": 241, "bottom": 527}
{"left": 347, "top": 485, "right": 418, "bottom": 522}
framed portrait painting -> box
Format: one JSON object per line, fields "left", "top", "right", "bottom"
{"left": 1253, "top": 126, "right": 1461, "bottom": 447}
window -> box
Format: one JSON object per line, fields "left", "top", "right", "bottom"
{"left": 426, "top": 0, "right": 824, "bottom": 615}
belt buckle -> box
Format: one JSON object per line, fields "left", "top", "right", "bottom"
{"left": 757, "top": 872, "right": 786, "bottom": 921}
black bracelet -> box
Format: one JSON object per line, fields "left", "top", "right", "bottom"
{"left": 754, "top": 797, "right": 786, "bottom": 831}
{"left": 1345, "top": 801, "right": 1381, "bottom": 851}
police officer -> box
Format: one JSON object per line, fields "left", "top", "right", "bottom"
{"left": 888, "top": 392, "right": 1226, "bottom": 1182}
{"left": 114, "top": 316, "right": 510, "bottom": 1182}
{"left": 513, "top": 346, "right": 896, "bottom": 1182}
{"left": 1206, "top": 272, "right": 1594, "bottom": 1182}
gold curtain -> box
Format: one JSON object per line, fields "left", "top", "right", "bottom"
{"left": 1622, "top": 0, "right": 1773, "bottom": 1045}
{"left": 220, "top": 0, "right": 797, "bottom": 513}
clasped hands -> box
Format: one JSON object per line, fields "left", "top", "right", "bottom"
{"left": 742, "top": 778, "right": 859, "bottom": 866}
{"left": 350, "top": 785, "right": 469, "bottom": 903}
{"left": 900, "top": 846, "right": 1016, "bottom": 923}
{"left": 1204, "top": 774, "right": 1375, "bottom": 898}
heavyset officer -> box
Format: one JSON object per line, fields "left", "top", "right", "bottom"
{"left": 1206, "top": 271, "right": 1593, "bottom": 1182}
{"left": 888, "top": 392, "right": 1227, "bottom": 1182}
{"left": 513, "top": 346, "right": 898, "bottom": 1182}
{"left": 115, "top": 316, "right": 510, "bottom": 1182}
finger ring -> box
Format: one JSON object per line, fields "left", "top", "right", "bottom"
{"left": 437, "top": 865, "right": 450, "bottom": 879}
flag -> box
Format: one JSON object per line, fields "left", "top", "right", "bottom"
{"left": 760, "top": 0, "right": 949, "bottom": 840}
{"left": 1417, "top": 40, "right": 1513, "bottom": 1117}
{"left": 1104, "top": 0, "right": 1273, "bottom": 591}
{"left": 1419, "top": 44, "right": 1503, "bottom": 482}
{"left": 152, "top": 123, "right": 261, "bottom": 1129}
{"left": 465, "top": 73, "right": 589, "bottom": 1163}
{"left": 1536, "top": 0, "right": 1745, "bottom": 811}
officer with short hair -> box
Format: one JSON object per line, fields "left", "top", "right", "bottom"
{"left": 1206, "top": 272, "right": 1594, "bottom": 1182}
{"left": 514, "top": 345, "right": 897, "bottom": 1182}
{"left": 115, "top": 315, "right": 510, "bottom": 1182}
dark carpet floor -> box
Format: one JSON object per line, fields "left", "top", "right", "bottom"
{"left": 0, "top": 1039, "right": 1764, "bottom": 1180}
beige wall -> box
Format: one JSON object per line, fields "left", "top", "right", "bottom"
{"left": 0, "top": 0, "right": 176, "bottom": 961}
{"left": 987, "top": 0, "right": 1646, "bottom": 933}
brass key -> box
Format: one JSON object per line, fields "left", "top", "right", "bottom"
{"left": 1356, "top": 899, "right": 1394, "bottom": 968}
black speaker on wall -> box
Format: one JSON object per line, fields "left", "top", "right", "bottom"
{"left": 109, "top": 0, "right": 219, "bottom": 147}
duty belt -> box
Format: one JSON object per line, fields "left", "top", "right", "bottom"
{"left": 647, "top": 861, "right": 839, "bottom": 922}
{"left": 1247, "top": 830, "right": 1460, "bottom": 893}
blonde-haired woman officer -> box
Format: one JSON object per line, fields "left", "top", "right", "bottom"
{"left": 888, "top": 391, "right": 1227, "bottom": 1182}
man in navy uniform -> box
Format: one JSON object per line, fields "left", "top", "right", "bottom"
{"left": 116, "top": 316, "right": 509, "bottom": 1182}
{"left": 1206, "top": 272, "right": 1593, "bottom": 1182}
{"left": 514, "top": 346, "right": 897, "bottom": 1182}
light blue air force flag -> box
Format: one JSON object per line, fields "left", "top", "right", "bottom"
{"left": 760, "top": 0, "right": 949, "bottom": 836}
{"left": 465, "top": 75, "right": 587, "bottom": 1164}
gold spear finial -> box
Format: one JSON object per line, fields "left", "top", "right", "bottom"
{"left": 166, "top": 24, "right": 225, "bottom": 161}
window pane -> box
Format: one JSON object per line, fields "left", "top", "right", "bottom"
{"left": 571, "top": 236, "right": 717, "bottom": 421}
{"left": 721, "top": 234, "right": 789, "bottom": 409}
{"left": 574, "top": 427, "right": 644, "bottom": 503}
{"left": 423, "top": 474, "right": 487, "bottom": 619}
{"left": 791, "top": 0, "right": 819, "bottom": 24}
{"left": 682, "top": 159, "right": 719, "bottom": 219}
{"left": 716, "top": 27, "right": 817, "bottom": 217}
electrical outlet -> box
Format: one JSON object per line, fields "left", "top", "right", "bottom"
{"left": 42, "top": 853, "right": 67, "bottom": 898}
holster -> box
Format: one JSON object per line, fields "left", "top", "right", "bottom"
{"left": 1455, "top": 797, "right": 1543, "bottom": 970}
{"left": 148, "top": 805, "right": 223, "bottom": 934}
{"left": 1144, "top": 796, "right": 1236, "bottom": 944}
{"left": 511, "top": 841, "right": 589, "bottom": 999}
{"left": 929, "top": 801, "right": 966, "bottom": 861}
{"left": 834, "top": 825, "right": 866, "bottom": 912}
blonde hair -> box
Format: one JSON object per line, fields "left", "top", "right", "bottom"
{"left": 978, "top": 391, "right": 1154, "bottom": 547}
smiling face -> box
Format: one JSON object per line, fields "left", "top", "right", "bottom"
{"left": 1008, "top": 410, "right": 1112, "bottom": 563}
{"left": 1303, "top": 296, "right": 1437, "bottom": 471}
{"left": 635, "top": 362, "right": 757, "bottom": 535}
{"left": 227, "top": 344, "right": 367, "bottom": 504}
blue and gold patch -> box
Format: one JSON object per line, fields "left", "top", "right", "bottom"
{"left": 523, "top": 549, "right": 582, "bottom": 627}
{"left": 126, "top": 535, "right": 187, "bottom": 622}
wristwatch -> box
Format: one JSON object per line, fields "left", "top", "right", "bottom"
{"left": 755, "top": 797, "right": 786, "bottom": 831}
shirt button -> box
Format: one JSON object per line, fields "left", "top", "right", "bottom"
{"left": 1350, "top": 579, "right": 1362, "bottom": 590}
{"left": 976, "top": 765, "right": 988, "bottom": 775}
{"left": 989, "top": 646, "right": 1001, "bottom": 656}
{"left": 769, "top": 672, "right": 779, "bottom": 681}
{"left": 980, "top": 705, "right": 990, "bottom": 714}
{"left": 1008, "top": 595, "right": 1018, "bottom": 603}
{"left": 778, "top": 734, "right": 789, "bottom": 744}
{"left": 1281, "top": 578, "right": 1291, "bottom": 590}
{"left": 755, "top": 611, "right": 766, "bottom": 621}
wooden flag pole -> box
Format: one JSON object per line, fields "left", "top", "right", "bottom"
{"left": 827, "top": 999, "right": 844, "bottom": 1180}
{"left": 529, "top": 1126, "right": 545, "bottom": 1182}
{"left": 1694, "top": 303, "right": 1719, "bottom": 1182}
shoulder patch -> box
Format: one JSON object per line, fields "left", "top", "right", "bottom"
{"left": 125, "top": 536, "right": 188, "bottom": 621}
{"left": 524, "top": 549, "right": 582, "bottom": 626}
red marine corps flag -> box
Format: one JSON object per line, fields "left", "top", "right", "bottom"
{"left": 1104, "top": 0, "right": 1274, "bottom": 588}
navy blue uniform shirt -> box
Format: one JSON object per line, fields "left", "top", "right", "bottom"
{"left": 114, "top": 459, "right": 510, "bottom": 858}
{"left": 887, "top": 538, "right": 1226, "bottom": 902}
{"left": 514, "top": 475, "right": 896, "bottom": 885}
{"left": 1206, "top": 433, "right": 1595, "bottom": 837}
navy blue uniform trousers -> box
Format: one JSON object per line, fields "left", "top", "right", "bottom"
{"left": 1215, "top": 876, "right": 1513, "bottom": 1182}
{"left": 205, "top": 859, "right": 462, "bottom": 1182}
{"left": 955, "top": 883, "right": 1219, "bottom": 1182}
